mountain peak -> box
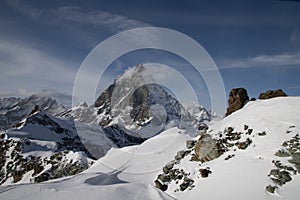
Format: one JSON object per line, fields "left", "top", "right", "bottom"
{"left": 93, "top": 65, "right": 201, "bottom": 138}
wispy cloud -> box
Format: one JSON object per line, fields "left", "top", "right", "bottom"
{"left": 290, "top": 28, "right": 300, "bottom": 45}
{"left": 5, "top": 0, "right": 45, "bottom": 18}
{"left": 51, "top": 6, "right": 151, "bottom": 32}
{"left": 220, "top": 52, "right": 300, "bottom": 69}
{"left": 7, "top": 0, "right": 150, "bottom": 33}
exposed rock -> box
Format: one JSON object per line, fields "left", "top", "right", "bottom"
{"left": 275, "top": 150, "right": 290, "bottom": 157}
{"left": 94, "top": 65, "right": 187, "bottom": 131}
{"left": 158, "top": 174, "right": 171, "bottom": 182}
{"left": 35, "top": 173, "right": 50, "bottom": 183}
{"left": 154, "top": 179, "right": 168, "bottom": 191}
{"left": 175, "top": 150, "right": 190, "bottom": 161}
{"left": 227, "top": 127, "right": 234, "bottom": 134}
{"left": 259, "top": 89, "right": 287, "bottom": 100}
{"left": 258, "top": 131, "right": 267, "bottom": 136}
{"left": 163, "top": 160, "right": 176, "bottom": 174}
{"left": 180, "top": 177, "right": 194, "bottom": 191}
{"left": 269, "top": 169, "right": 280, "bottom": 176}
{"left": 199, "top": 168, "right": 212, "bottom": 178}
{"left": 289, "top": 153, "right": 300, "bottom": 172}
{"left": 237, "top": 138, "right": 252, "bottom": 150}
{"left": 186, "top": 140, "right": 196, "bottom": 149}
{"left": 266, "top": 185, "right": 277, "bottom": 193}
{"left": 244, "top": 125, "right": 249, "bottom": 130}
{"left": 225, "top": 88, "right": 249, "bottom": 116}
{"left": 194, "top": 134, "right": 225, "bottom": 162}
{"left": 28, "top": 105, "right": 40, "bottom": 116}
{"left": 247, "top": 129, "right": 253, "bottom": 135}
{"left": 224, "top": 154, "right": 235, "bottom": 161}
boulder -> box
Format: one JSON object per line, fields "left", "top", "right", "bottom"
{"left": 179, "top": 177, "right": 194, "bottom": 191}
{"left": 199, "top": 168, "right": 212, "bottom": 178}
{"left": 175, "top": 150, "right": 190, "bottom": 161}
{"left": 157, "top": 174, "right": 171, "bottom": 182}
{"left": 194, "top": 134, "right": 225, "bottom": 162}
{"left": 266, "top": 185, "right": 277, "bottom": 193}
{"left": 259, "top": 89, "right": 287, "bottom": 100}
{"left": 163, "top": 165, "right": 172, "bottom": 174}
{"left": 154, "top": 179, "right": 168, "bottom": 191}
{"left": 225, "top": 88, "right": 249, "bottom": 116}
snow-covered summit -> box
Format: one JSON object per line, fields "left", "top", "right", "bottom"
{"left": 93, "top": 65, "right": 212, "bottom": 138}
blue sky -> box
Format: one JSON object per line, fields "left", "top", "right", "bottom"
{"left": 0, "top": 0, "right": 300, "bottom": 114}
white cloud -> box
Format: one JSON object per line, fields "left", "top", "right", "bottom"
{"left": 220, "top": 52, "right": 300, "bottom": 69}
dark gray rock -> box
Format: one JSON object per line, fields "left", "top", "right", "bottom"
{"left": 158, "top": 174, "right": 171, "bottom": 182}
{"left": 199, "top": 168, "right": 212, "bottom": 178}
{"left": 194, "top": 134, "right": 225, "bottom": 162}
{"left": 275, "top": 150, "right": 290, "bottom": 157}
{"left": 155, "top": 179, "right": 168, "bottom": 191}
{"left": 266, "top": 185, "right": 277, "bottom": 193}
{"left": 186, "top": 140, "right": 196, "bottom": 149}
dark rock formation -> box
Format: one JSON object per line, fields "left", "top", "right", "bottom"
{"left": 258, "top": 89, "right": 287, "bottom": 100}
{"left": 266, "top": 185, "right": 277, "bottom": 193}
{"left": 28, "top": 105, "right": 40, "bottom": 116}
{"left": 154, "top": 179, "right": 168, "bottom": 191}
{"left": 225, "top": 88, "right": 249, "bottom": 116}
{"left": 199, "top": 168, "right": 212, "bottom": 178}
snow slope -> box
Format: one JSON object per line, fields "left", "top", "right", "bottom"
{"left": 0, "top": 127, "right": 191, "bottom": 200}
{"left": 0, "top": 97, "right": 299, "bottom": 200}
{"left": 163, "top": 97, "right": 300, "bottom": 200}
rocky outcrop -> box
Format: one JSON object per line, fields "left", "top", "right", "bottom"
{"left": 258, "top": 89, "right": 287, "bottom": 100}
{"left": 193, "top": 134, "right": 225, "bottom": 162}
{"left": 225, "top": 88, "right": 249, "bottom": 116}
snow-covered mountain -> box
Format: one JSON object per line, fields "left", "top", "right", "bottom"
{"left": 1, "top": 96, "right": 299, "bottom": 200}
{"left": 62, "top": 65, "right": 214, "bottom": 138}
{"left": 0, "top": 95, "right": 66, "bottom": 130}
{"left": 0, "top": 109, "right": 95, "bottom": 185}
{"left": 0, "top": 104, "right": 149, "bottom": 185}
